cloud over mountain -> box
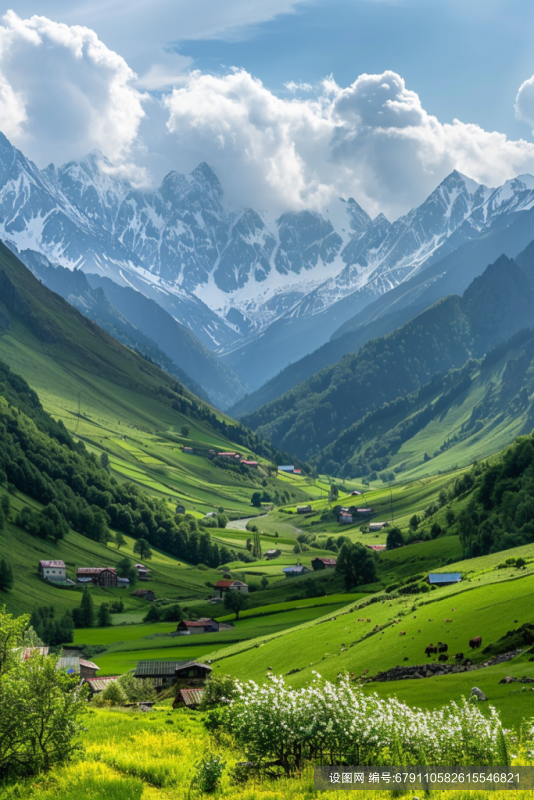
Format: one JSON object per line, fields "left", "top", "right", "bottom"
{"left": 3, "top": 11, "right": 534, "bottom": 217}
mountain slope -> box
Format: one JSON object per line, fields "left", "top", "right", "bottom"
{"left": 240, "top": 255, "right": 534, "bottom": 463}
{"left": 231, "top": 204, "right": 534, "bottom": 415}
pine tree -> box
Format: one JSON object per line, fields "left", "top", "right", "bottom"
{"left": 97, "top": 603, "right": 112, "bottom": 627}
{"left": 0, "top": 559, "right": 13, "bottom": 591}
{"left": 252, "top": 532, "right": 262, "bottom": 560}
{"left": 79, "top": 587, "right": 94, "bottom": 628}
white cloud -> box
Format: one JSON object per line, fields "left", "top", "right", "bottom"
{"left": 0, "top": 11, "right": 146, "bottom": 166}
{"left": 163, "top": 68, "right": 534, "bottom": 218}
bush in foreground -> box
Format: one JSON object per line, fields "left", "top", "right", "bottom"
{"left": 228, "top": 674, "right": 508, "bottom": 774}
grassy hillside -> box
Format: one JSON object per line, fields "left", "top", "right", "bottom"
{"left": 240, "top": 255, "right": 534, "bottom": 478}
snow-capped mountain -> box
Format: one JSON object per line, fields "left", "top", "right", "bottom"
{"left": 2, "top": 128, "right": 534, "bottom": 387}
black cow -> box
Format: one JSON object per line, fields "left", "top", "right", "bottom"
{"left": 425, "top": 645, "right": 437, "bottom": 657}
{"left": 454, "top": 652, "right": 464, "bottom": 661}
{"left": 469, "top": 636, "right": 482, "bottom": 649}
{"left": 438, "top": 643, "right": 448, "bottom": 653}
{"left": 438, "top": 654, "right": 449, "bottom": 662}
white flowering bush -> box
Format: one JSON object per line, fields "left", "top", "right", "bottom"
{"left": 228, "top": 673, "right": 507, "bottom": 774}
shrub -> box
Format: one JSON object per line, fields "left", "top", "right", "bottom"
{"left": 193, "top": 756, "right": 226, "bottom": 792}
{"left": 100, "top": 680, "right": 127, "bottom": 706}
{"left": 199, "top": 673, "right": 238, "bottom": 709}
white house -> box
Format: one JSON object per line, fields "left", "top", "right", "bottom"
{"left": 39, "top": 560, "right": 66, "bottom": 581}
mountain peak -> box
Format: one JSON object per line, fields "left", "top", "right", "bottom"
{"left": 439, "top": 169, "right": 483, "bottom": 195}
{"left": 190, "top": 162, "right": 222, "bottom": 194}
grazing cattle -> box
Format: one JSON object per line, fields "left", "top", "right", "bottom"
{"left": 425, "top": 645, "right": 437, "bottom": 657}
{"left": 469, "top": 636, "right": 482, "bottom": 649}
{"left": 399, "top": 631, "right": 406, "bottom": 636}
{"left": 438, "top": 654, "right": 449, "bottom": 662}
{"left": 358, "top": 618, "right": 366, "bottom": 622}
{"left": 438, "top": 643, "right": 448, "bottom": 653}
{"left": 454, "top": 653, "right": 464, "bottom": 661}
{"left": 366, "top": 618, "right": 371, "bottom": 623}
{"left": 444, "top": 619, "right": 453, "bottom": 623}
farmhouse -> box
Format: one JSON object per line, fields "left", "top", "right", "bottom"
{"left": 117, "top": 577, "right": 130, "bottom": 587}
{"left": 265, "top": 548, "right": 282, "bottom": 560}
{"left": 217, "top": 451, "right": 241, "bottom": 460}
{"left": 135, "top": 660, "right": 212, "bottom": 690}
{"left": 214, "top": 579, "right": 248, "bottom": 598}
{"left": 338, "top": 513, "right": 353, "bottom": 524}
{"left": 79, "top": 659, "right": 100, "bottom": 679}
{"left": 175, "top": 504, "right": 186, "bottom": 514}
{"left": 278, "top": 465, "right": 295, "bottom": 472}
{"left": 428, "top": 572, "right": 462, "bottom": 586}
{"left": 241, "top": 460, "right": 258, "bottom": 467}
{"left": 282, "top": 565, "right": 310, "bottom": 577}
{"left": 311, "top": 557, "right": 337, "bottom": 570}
{"left": 39, "top": 560, "right": 66, "bottom": 581}
{"left": 173, "top": 688, "right": 205, "bottom": 709}
{"left": 351, "top": 490, "right": 362, "bottom": 496}
{"left": 85, "top": 676, "right": 118, "bottom": 697}
{"left": 297, "top": 505, "right": 312, "bottom": 514}
{"left": 293, "top": 469, "right": 302, "bottom": 475}
{"left": 175, "top": 662, "right": 212, "bottom": 683}
{"left": 366, "top": 544, "right": 387, "bottom": 551}
{"left": 176, "top": 618, "right": 219, "bottom": 635}
{"left": 182, "top": 447, "right": 194, "bottom": 454}
{"left": 77, "top": 568, "right": 118, "bottom": 587}
{"left": 131, "top": 589, "right": 155, "bottom": 601}
{"left": 369, "top": 522, "right": 389, "bottom": 532}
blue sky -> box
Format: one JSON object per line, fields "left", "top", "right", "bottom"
{"left": 3, "top": 0, "right": 534, "bottom": 217}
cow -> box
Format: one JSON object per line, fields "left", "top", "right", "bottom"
{"left": 454, "top": 652, "right": 464, "bottom": 661}
{"left": 469, "top": 636, "right": 482, "bottom": 649}
{"left": 438, "top": 654, "right": 449, "bottom": 662}
{"left": 444, "top": 619, "right": 453, "bottom": 623}
{"left": 425, "top": 645, "right": 437, "bottom": 657}
{"left": 438, "top": 643, "right": 448, "bottom": 653}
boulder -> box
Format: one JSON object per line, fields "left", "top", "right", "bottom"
{"left": 470, "top": 687, "right": 487, "bottom": 701}
{"left": 499, "top": 676, "right": 517, "bottom": 684}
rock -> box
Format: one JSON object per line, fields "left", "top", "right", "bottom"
{"left": 499, "top": 676, "right": 517, "bottom": 684}
{"left": 471, "top": 687, "right": 487, "bottom": 701}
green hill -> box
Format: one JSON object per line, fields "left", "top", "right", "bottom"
{"left": 240, "top": 255, "right": 534, "bottom": 477}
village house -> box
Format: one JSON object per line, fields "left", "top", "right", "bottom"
{"left": 175, "top": 503, "right": 186, "bottom": 515}
{"left": 366, "top": 544, "right": 387, "bottom": 552}
{"left": 134, "top": 563, "right": 151, "bottom": 581}
{"left": 351, "top": 490, "right": 362, "bottom": 496}
{"left": 176, "top": 618, "right": 219, "bottom": 635}
{"left": 39, "top": 560, "right": 66, "bottom": 582}
{"left": 293, "top": 469, "right": 302, "bottom": 475}
{"left": 79, "top": 659, "right": 100, "bottom": 679}
{"left": 338, "top": 512, "right": 353, "bottom": 524}
{"left": 311, "top": 557, "right": 337, "bottom": 570}
{"left": 265, "top": 548, "right": 282, "bottom": 560}
{"left": 77, "top": 567, "right": 118, "bottom": 587}
{"left": 282, "top": 565, "right": 310, "bottom": 577}
{"left": 84, "top": 676, "right": 118, "bottom": 698}
{"left": 296, "top": 505, "right": 312, "bottom": 514}
{"left": 278, "top": 465, "right": 295, "bottom": 473}
{"left": 182, "top": 447, "right": 194, "bottom": 454}
{"left": 20, "top": 646, "right": 49, "bottom": 660}
{"left": 117, "top": 577, "right": 130, "bottom": 588}
{"left": 173, "top": 688, "right": 205, "bottom": 709}
{"left": 428, "top": 572, "right": 462, "bottom": 586}
{"left": 214, "top": 579, "right": 248, "bottom": 598}
{"left": 354, "top": 507, "right": 374, "bottom": 517}
{"left": 131, "top": 588, "right": 156, "bottom": 602}
{"left": 369, "top": 521, "right": 389, "bottom": 532}
{"left": 135, "top": 660, "right": 212, "bottom": 690}
{"left": 217, "top": 451, "right": 242, "bottom": 460}
{"left": 240, "top": 460, "right": 259, "bottom": 467}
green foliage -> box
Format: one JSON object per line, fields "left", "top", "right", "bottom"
{"left": 133, "top": 538, "right": 152, "bottom": 561}
{"left": 223, "top": 591, "right": 247, "bottom": 620}
{"left": 72, "top": 587, "right": 94, "bottom": 629}
{"left": 199, "top": 673, "right": 238, "bottom": 709}
{"left": 335, "top": 542, "right": 377, "bottom": 590}
{"left": 143, "top": 604, "right": 161, "bottom": 623}
{"left": 114, "top": 531, "right": 126, "bottom": 550}
{"left": 251, "top": 531, "right": 262, "bottom": 559}
{"left": 115, "top": 556, "right": 137, "bottom": 586}
{"left": 160, "top": 603, "right": 183, "bottom": 623}
{"left": 193, "top": 756, "right": 226, "bottom": 792}
{"left": 0, "top": 607, "right": 85, "bottom": 779}
{"left": 117, "top": 672, "right": 156, "bottom": 704}
{"left": 261, "top": 576, "right": 269, "bottom": 590}
{"left": 180, "top": 424, "right": 191, "bottom": 437}
{"left": 97, "top": 603, "right": 112, "bottom": 627}
{"left": 100, "top": 452, "right": 110, "bottom": 471}
{"left": 0, "top": 558, "right": 13, "bottom": 591}
{"left": 100, "top": 679, "right": 127, "bottom": 706}
{"left": 386, "top": 527, "right": 404, "bottom": 550}
{"left": 30, "top": 607, "right": 74, "bottom": 646}
{"left": 456, "top": 435, "right": 534, "bottom": 556}
{"left": 251, "top": 491, "right": 262, "bottom": 508}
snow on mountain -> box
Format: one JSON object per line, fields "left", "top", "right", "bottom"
{"left": 1, "top": 128, "right": 534, "bottom": 375}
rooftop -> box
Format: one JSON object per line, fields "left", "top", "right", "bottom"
{"left": 77, "top": 567, "right": 117, "bottom": 575}
{"left": 428, "top": 572, "right": 462, "bottom": 584}
{"left": 39, "top": 560, "right": 65, "bottom": 568}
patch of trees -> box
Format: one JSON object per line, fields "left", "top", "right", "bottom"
{"left": 335, "top": 542, "right": 377, "bottom": 590}
{"left": 29, "top": 605, "right": 74, "bottom": 646}
{"left": 454, "top": 434, "right": 534, "bottom": 556}
{"left": 0, "top": 361, "right": 244, "bottom": 569}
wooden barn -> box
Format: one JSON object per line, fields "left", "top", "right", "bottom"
{"left": 173, "top": 688, "right": 205, "bottom": 709}
{"left": 176, "top": 618, "right": 219, "bottom": 635}
{"left": 135, "top": 660, "right": 211, "bottom": 690}
{"left": 131, "top": 588, "right": 156, "bottom": 602}
{"left": 85, "top": 676, "right": 118, "bottom": 697}
{"left": 214, "top": 579, "right": 248, "bottom": 598}
{"left": 296, "top": 505, "right": 312, "bottom": 514}
{"left": 77, "top": 567, "right": 118, "bottom": 587}
{"left": 265, "top": 548, "right": 281, "bottom": 560}
{"left": 282, "top": 565, "right": 309, "bottom": 577}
